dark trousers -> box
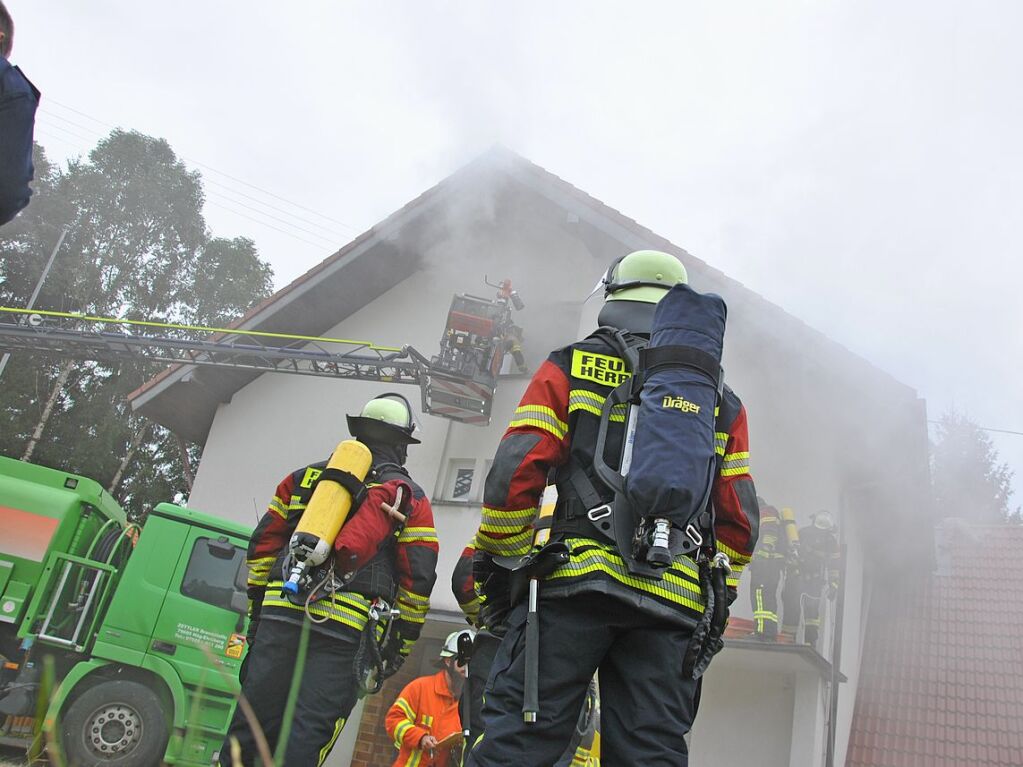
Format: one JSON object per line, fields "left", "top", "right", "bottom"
{"left": 220, "top": 619, "right": 360, "bottom": 767}
{"left": 781, "top": 570, "right": 823, "bottom": 646}
{"left": 465, "top": 593, "right": 701, "bottom": 767}
{"left": 749, "top": 557, "right": 785, "bottom": 639}
{"left": 463, "top": 630, "right": 502, "bottom": 757}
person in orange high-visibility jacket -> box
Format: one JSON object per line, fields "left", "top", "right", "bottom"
{"left": 386, "top": 631, "right": 474, "bottom": 767}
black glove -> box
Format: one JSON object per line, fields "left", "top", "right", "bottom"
{"left": 473, "top": 551, "right": 512, "bottom": 632}
{"left": 245, "top": 587, "right": 264, "bottom": 648}
{"left": 379, "top": 630, "right": 407, "bottom": 680}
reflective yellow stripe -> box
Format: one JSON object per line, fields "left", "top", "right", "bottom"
{"left": 480, "top": 506, "right": 536, "bottom": 528}
{"left": 477, "top": 529, "right": 534, "bottom": 557}
{"left": 569, "top": 389, "right": 627, "bottom": 422}
{"left": 549, "top": 540, "right": 704, "bottom": 612}
{"left": 261, "top": 583, "right": 371, "bottom": 632}
{"left": 398, "top": 527, "right": 438, "bottom": 543}
{"left": 394, "top": 720, "right": 414, "bottom": 748}
{"left": 396, "top": 587, "right": 430, "bottom": 607}
{"left": 269, "top": 497, "right": 288, "bottom": 518}
{"left": 509, "top": 415, "right": 567, "bottom": 440}
{"left": 318, "top": 716, "right": 347, "bottom": 766}
{"left": 714, "top": 432, "right": 729, "bottom": 456}
{"left": 720, "top": 466, "right": 751, "bottom": 477}
{"left": 718, "top": 541, "right": 751, "bottom": 568}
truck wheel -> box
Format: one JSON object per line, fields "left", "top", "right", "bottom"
{"left": 60, "top": 679, "right": 169, "bottom": 766}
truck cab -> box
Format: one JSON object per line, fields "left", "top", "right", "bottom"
{"left": 0, "top": 457, "right": 252, "bottom": 765}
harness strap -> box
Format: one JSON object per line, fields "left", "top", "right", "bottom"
{"left": 312, "top": 467, "right": 368, "bottom": 508}
{"left": 639, "top": 344, "right": 722, "bottom": 385}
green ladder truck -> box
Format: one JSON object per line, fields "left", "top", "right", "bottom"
{"left": 0, "top": 455, "right": 252, "bottom": 765}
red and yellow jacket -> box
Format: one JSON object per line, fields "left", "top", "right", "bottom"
{"left": 476, "top": 333, "right": 760, "bottom": 625}
{"left": 385, "top": 670, "right": 462, "bottom": 767}
{"left": 247, "top": 459, "right": 438, "bottom": 654}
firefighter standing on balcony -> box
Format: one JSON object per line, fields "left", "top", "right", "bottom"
{"left": 781, "top": 511, "right": 840, "bottom": 648}
{"left": 221, "top": 393, "right": 439, "bottom": 767}
{"left": 748, "top": 499, "right": 790, "bottom": 641}
{"left": 463, "top": 250, "right": 760, "bottom": 767}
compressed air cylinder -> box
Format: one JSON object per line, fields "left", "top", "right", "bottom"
{"left": 283, "top": 439, "right": 373, "bottom": 594}
{"left": 781, "top": 507, "right": 800, "bottom": 548}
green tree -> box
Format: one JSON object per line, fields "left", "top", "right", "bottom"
{"left": 931, "top": 409, "right": 1019, "bottom": 524}
{"left": 0, "top": 131, "right": 274, "bottom": 520}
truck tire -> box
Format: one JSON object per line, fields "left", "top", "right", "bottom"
{"left": 60, "top": 679, "right": 169, "bottom": 766}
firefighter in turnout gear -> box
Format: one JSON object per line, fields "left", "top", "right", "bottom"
{"left": 781, "top": 511, "right": 839, "bottom": 648}
{"left": 385, "top": 631, "right": 473, "bottom": 767}
{"left": 748, "top": 499, "right": 790, "bottom": 640}
{"left": 464, "top": 250, "right": 760, "bottom": 767}
{"left": 221, "top": 394, "right": 439, "bottom": 767}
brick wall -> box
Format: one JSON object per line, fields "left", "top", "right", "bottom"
{"left": 350, "top": 621, "right": 454, "bottom": 767}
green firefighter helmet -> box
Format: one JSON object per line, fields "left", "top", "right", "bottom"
{"left": 603, "top": 250, "right": 688, "bottom": 304}
{"left": 347, "top": 392, "right": 421, "bottom": 445}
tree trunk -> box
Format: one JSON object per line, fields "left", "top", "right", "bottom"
{"left": 21, "top": 361, "right": 74, "bottom": 462}
{"left": 176, "top": 433, "right": 195, "bottom": 492}
{"left": 108, "top": 421, "right": 152, "bottom": 494}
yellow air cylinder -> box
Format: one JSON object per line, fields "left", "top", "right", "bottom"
{"left": 282, "top": 439, "right": 373, "bottom": 594}
{"left": 781, "top": 507, "right": 800, "bottom": 548}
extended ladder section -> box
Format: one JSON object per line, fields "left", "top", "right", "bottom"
{"left": 0, "top": 287, "right": 526, "bottom": 426}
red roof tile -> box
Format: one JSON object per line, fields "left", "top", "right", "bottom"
{"left": 846, "top": 524, "right": 1023, "bottom": 767}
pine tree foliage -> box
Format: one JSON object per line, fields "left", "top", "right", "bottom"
{"left": 931, "top": 409, "right": 1019, "bottom": 524}
{"left": 0, "top": 132, "right": 274, "bottom": 520}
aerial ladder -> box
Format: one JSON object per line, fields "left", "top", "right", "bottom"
{"left": 0, "top": 278, "right": 527, "bottom": 426}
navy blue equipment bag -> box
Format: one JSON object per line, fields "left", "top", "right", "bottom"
{"left": 625, "top": 283, "right": 727, "bottom": 527}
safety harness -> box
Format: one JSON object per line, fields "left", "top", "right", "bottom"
{"left": 549, "top": 316, "right": 732, "bottom": 679}
{"left": 280, "top": 462, "right": 411, "bottom": 691}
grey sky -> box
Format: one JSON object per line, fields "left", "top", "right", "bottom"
{"left": 14, "top": 1, "right": 1023, "bottom": 501}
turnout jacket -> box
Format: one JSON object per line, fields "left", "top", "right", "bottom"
{"left": 385, "top": 670, "right": 461, "bottom": 767}
{"left": 247, "top": 459, "right": 438, "bottom": 656}
{"left": 475, "top": 331, "right": 760, "bottom": 627}
{"left": 794, "top": 525, "right": 840, "bottom": 588}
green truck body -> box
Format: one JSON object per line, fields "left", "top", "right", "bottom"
{"left": 0, "top": 456, "right": 252, "bottom": 765}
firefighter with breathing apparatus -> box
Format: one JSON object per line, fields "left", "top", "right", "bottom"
{"left": 221, "top": 393, "right": 438, "bottom": 767}
{"left": 464, "top": 250, "right": 760, "bottom": 766}
{"left": 782, "top": 510, "right": 840, "bottom": 647}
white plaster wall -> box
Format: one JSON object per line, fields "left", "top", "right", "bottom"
{"left": 691, "top": 665, "right": 795, "bottom": 766}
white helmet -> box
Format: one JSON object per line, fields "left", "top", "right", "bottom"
{"left": 440, "top": 629, "right": 476, "bottom": 658}
{"left": 813, "top": 511, "right": 835, "bottom": 531}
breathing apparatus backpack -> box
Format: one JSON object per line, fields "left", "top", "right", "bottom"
{"left": 584, "top": 283, "right": 730, "bottom": 677}
{"left": 587, "top": 283, "right": 728, "bottom": 572}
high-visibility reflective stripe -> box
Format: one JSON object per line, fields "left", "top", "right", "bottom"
{"left": 398, "top": 527, "right": 438, "bottom": 543}
{"left": 318, "top": 716, "right": 347, "bottom": 766}
{"left": 755, "top": 588, "right": 764, "bottom": 632}
{"left": 393, "top": 720, "right": 414, "bottom": 748}
{"left": 480, "top": 506, "right": 537, "bottom": 528}
{"left": 477, "top": 529, "right": 533, "bottom": 557}
{"left": 718, "top": 541, "right": 751, "bottom": 568}
{"left": 569, "top": 389, "right": 627, "bottom": 422}
{"left": 722, "top": 454, "right": 750, "bottom": 471}
{"left": 395, "top": 698, "right": 416, "bottom": 720}
{"left": 510, "top": 405, "right": 568, "bottom": 439}
{"left": 720, "top": 466, "right": 751, "bottom": 477}
{"left": 714, "top": 432, "right": 729, "bottom": 456}
{"left": 549, "top": 541, "right": 704, "bottom": 612}
{"left": 397, "top": 588, "right": 430, "bottom": 607}
{"left": 269, "top": 497, "right": 288, "bottom": 518}
{"left": 261, "top": 583, "right": 371, "bottom": 632}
